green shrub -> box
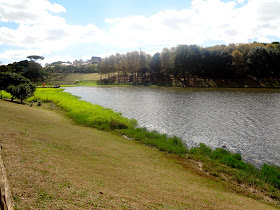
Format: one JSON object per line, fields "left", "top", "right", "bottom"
{"left": 260, "top": 164, "right": 280, "bottom": 188}
{"left": 189, "top": 143, "right": 212, "bottom": 156}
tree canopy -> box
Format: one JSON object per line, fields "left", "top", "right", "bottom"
{"left": 27, "top": 55, "right": 44, "bottom": 61}
{"left": 98, "top": 42, "right": 280, "bottom": 87}
{"left": 0, "top": 72, "right": 36, "bottom": 103}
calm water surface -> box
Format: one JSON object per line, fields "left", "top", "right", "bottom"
{"left": 64, "top": 86, "right": 280, "bottom": 166}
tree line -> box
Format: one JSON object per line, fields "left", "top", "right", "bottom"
{"left": 99, "top": 42, "right": 280, "bottom": 86}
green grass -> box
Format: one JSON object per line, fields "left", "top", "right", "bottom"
{"left": 27, "top": 88, "right": 137, "bottom": 130}
{"left": 260, "top": 164, "right": 280, "bottom": 188}
{"left": 1, "top": 90, "right": 12, "bottom": 99}
{"left": 76, "top": 80, "right": 98, "bottom": 86}
{"left": 190, "top": 143, "right": 280, "bottom": 192}
{"left": 27, "top": 88, "right": 187, "bottom": 155}
{"left": 1, "top": 100, "right": 276, "bottom": 209}
{"left": 25, "top": 88, "right": 280, "bottom": 199}
{"left": 117, "top": 128, "right": 187, "bottom": 155}
{"left": 76, "top": 80, "right": 132, "bottom": 87}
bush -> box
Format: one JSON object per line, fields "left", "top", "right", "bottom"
{"left": 260, "top": 164, "right": 280, "bottom": 188}
{"left": 189, "top": 143, "right": 212, "bottom": 156}
{"left": 0, "top": 72, "right": 36, "bottom": 103}
{"left": 7, "top": 83, "right": 36, "bottom": 103}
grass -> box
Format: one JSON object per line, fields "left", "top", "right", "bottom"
{"left": 2, "top": 87, "right": 280, "bottom": 206}
{"left": 76, "top": 80, "right": 132, "bottom": 87}
{"left": 76, "top": 80, "right": 99, "bottom": 86}
{"left": 0, "top": 99, "right": 277, "bottom": 209}
{"left": 27, "top": 88, "right": 137, "bottom": 130}
{"left": 27, "top": 88, "right": 187, "bottom": 155}
{"left": 117, "top": 128, "right": 187, "bottom": 155}
{"left": 190, "top": 143, "right": 280, "bottom": 196}
{"left": 49, "top": 73, "right": 100, "bottom": 85}
{"left": 1, "top": 90, "right": 12, "bottom": 99}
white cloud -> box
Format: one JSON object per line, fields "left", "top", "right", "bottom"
{"left": 105, "top": 0, "right": 280, "bottom": 49}
{"left": 0, "top": 0, "right": 65, "bottom": 24}
{"left": 43, "top": 55, "right": 76, "bottom": 65}
{"left": 0, "top": 0, "right": 104, "bottom": 64}
{"left": 236, "top": 0, "right": 246, "bottom": 4}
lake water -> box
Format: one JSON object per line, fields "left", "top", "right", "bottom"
{"left": 64, "top": 86, "right": 280, "bottom": 167}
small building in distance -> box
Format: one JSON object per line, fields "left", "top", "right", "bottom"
{"left": 73, "top": 59, "right": 84, "bottom": 66}
{"left": 90, "top": 56, "right": 102, "bottom": 64}
{"left": 73, "top": 57, "right": 102, "bottom": 66}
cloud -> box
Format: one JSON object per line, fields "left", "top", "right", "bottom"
{"left": 105, "top": 0, "right": 280, "bottom": 49}
{"left": 0, "top": 0, "right": 104, "bottom": 64}
{"left": 236, "top": 0, "right": 246, "bottom": 4}
{"left": 1, "top": 0, "right": 280, "bottom": 64}
{"left": 0, "top": 0, "right": 66, "bottom": 24}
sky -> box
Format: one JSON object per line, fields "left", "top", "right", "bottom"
{"left": 0, "top": 0, "right": 280, "bottom": 65}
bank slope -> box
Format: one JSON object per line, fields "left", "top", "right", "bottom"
{"left": 0, "top": 100, "right": 276, "bottom": 209}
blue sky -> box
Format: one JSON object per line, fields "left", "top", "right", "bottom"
{"left": 0, "top": 0, "right": 280, "bottom": 65}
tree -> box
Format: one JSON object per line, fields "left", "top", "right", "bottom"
{"left": 23, "top": 61, "right": 44, "bottom": 82}
{"left": 0, "top": 72, "right": 36, "bottom": 103}
{"left": 246, "top": 46, "right": 270, "bottom": 80}
{"left": 232, "top": 50, "right": 246, "bottom": 78}
{"left": 7, "top": 82, "right": 36, "bottom": 103}
{"left": 161, "top": 48, "right": 174, "bottom": 86}
{"left": 0, "top": 72, "right": 27, "bottom": 98}
{"left": 173, "top": 45, "right": 189, "bottom": 85}
{"left": 149, "top": 53, "right": 163, "bottom": 85}
{"left": 4, "top": 60, "right": 44, "bottom": 82}
{"left": 0, "top": 72, "right": 10, "bottom": 98}
{"left": 27, "top": 55, "right": 44, "bottom": 61}
{"left": 187, "top": 45, "right": 202, "bottom": 77}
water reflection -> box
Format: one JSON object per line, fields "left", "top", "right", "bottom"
{"left": 64, "top": 86, "right": 280, "bottom": 166}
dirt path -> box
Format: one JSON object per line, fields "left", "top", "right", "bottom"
{"left": 0, "top": 100, "right": 276, "bottom": 209}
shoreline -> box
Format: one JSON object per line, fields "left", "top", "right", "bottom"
{"left": 30, "top": 89, "right": 280, "bottom": 200}
{"left": 1, "top": 87, "right": 280, "bottom": 207}
{"left": 0, "top": 99, "right": 278, "bottom": 208}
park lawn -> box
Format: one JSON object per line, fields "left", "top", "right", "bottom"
{"left": 0, "top": 100, "right": 277, "bottom": 209}
{"left": 49, "top": 73, "right": 100, "bottom": 85}
{"left": 58, "top": 73, "right": 100, "bottom": 82}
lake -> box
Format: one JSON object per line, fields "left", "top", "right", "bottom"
{"left": 64, "top": 86, "right": 280, "bottom": 167}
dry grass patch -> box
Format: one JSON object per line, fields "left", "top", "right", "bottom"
{"left": 0, "top": 100, "right": 277, "bottom": 209}
{"left": 49, "top": 73, "right": 101, "bottom": 85}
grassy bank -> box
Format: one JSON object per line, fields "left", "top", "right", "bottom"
{"left": 189, "top": 144, "right": 280, "bottom": 197}
{"left": 28, "top": 88, "right": 137, "bottom": 130}
{"left": 27, "top": 88, "right": 280, "bottom": 200}
{"left": 0, "top": 100, "right": 278, "bottom": 209}
{"left": 2, "top": 88, "right": 280, "bottom": 206}
{"left": 27, "top": 88, "right": 186, "bottom": 155}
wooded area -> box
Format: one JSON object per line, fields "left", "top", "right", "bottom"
{"left": 99, "top": 42, "right": 280, "bottom": 86}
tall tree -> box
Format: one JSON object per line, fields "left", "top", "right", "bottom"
{"left": 232, "top": 49, "right": 246, "bottom": 78}
{"left": 174, "top": 45, "right": 189, "bottom": 85}
{"left": 149, "top": 53, "right": 162, "bottom": 85}
{"left": 27, "top": 55, "right": 44, "bottom": 61}
{"left": 161, "top": 48, "right": 174, "bottom": 85}
{"left": 246, "top": 46, "right": 270, "bottom": 80}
